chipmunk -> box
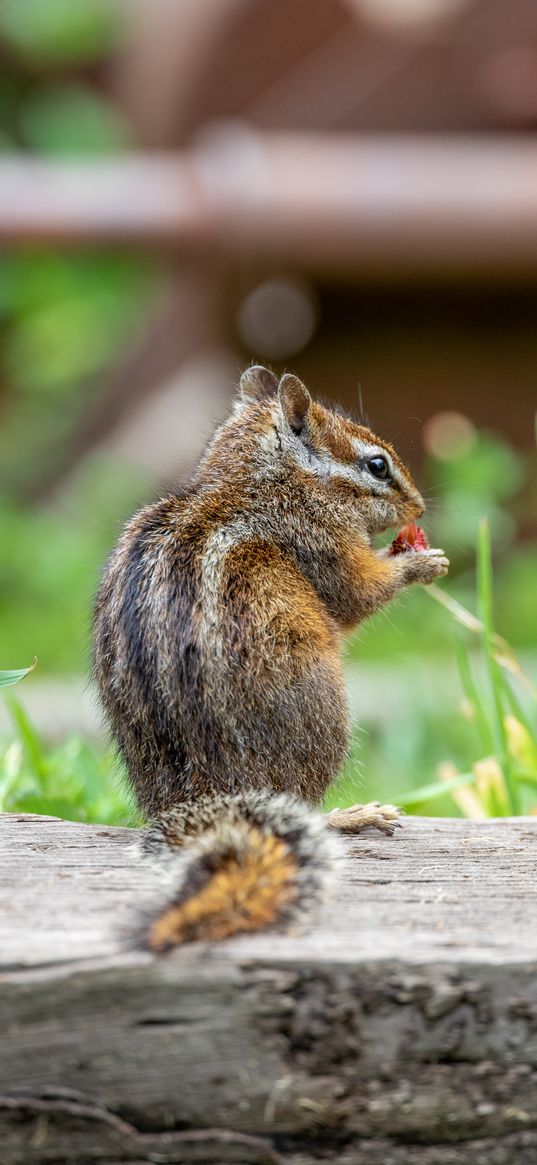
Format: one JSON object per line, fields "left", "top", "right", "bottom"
{"left": 93, "top": 366, "right": 448, "bottom": 950}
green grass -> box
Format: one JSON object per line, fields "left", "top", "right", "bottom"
{"left": 0, "top": 687, "right": 136, "bottom": 825}
{"left": 327, "top": 519, "right": 537, "bottom": 819}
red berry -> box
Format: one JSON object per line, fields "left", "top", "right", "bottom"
{"left": 389, "top": 523, "right": 430, "bottom": 555}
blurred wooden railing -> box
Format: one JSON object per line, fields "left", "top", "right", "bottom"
{"left": 2, "top": 131, "right": 537, "bottom": 278}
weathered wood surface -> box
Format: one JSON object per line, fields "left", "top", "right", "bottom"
{"left": 1, "top": 812, "right": 537, "bottom": 1164}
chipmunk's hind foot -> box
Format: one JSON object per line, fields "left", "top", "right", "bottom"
{"left": 326, "top": 801, "right": 403, "bottom": 837}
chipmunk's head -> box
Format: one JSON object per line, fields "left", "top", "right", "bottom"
{"left": 239, "top": 366, "right": 425, "bottom": 537}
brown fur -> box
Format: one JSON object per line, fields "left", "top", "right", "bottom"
{"left": 147, "top": 829, "right": 297, "bottom": 950}
{"left": 93, "top": 367, "right": 448, "bottom": 946}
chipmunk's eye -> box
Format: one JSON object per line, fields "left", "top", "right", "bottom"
{"left": 367, "top": 455, "right": 389, "bottom": 480}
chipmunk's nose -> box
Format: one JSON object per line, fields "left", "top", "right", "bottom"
{"left": 414, "top": 494, "right": 425, "bottom": 519}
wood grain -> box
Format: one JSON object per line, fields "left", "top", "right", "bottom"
{"left": 1, "top": 812, "right": 536, "bottom": 1164}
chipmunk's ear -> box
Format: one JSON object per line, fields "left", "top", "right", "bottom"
{"left": 239, "top": 365, "right": 279, "bottom": 403}
{"left": 278, "top": 374, "right": 312, "bottom": 435}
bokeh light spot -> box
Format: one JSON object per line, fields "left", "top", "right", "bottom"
{"left": 237, "top": 278, "right": 318, "bottom": 360}
{"left": 423, "top": 411, "right": 476, "bottom": 460}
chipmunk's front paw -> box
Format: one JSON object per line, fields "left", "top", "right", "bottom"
{"left": 401, "top": 547, "right": 449, "bottom": 586}
{"left": 326, "top": 802, "right": 403, "bottom": 837}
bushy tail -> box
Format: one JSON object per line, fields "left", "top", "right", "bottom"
{"left": 138, "top": 792, "right": 340, "bottom": 951}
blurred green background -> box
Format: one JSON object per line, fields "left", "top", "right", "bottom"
{"left": 1, "top": 0, "right": 536, "bottom": 825}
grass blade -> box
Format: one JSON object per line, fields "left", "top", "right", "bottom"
{"left": 477, "top": 519, "right": 520, "bottom": 814}
{"left": 454, "top": 637, "right": 494, "bottom": 755}
{"left": 0, "top": 660, "right": 36, "bottom": 687}
{"left": 398, "top": 771, "right": 475, "bottom": 809}
{"left": 5, "top": 694, "right": 47, "bottom": 782}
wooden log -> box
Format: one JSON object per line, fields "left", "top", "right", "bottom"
{"left": 1, "top": 811, "right": 537, "bottom": 1164}
{"left": 3, "top": 133, "right": 537, "bottom": 278}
